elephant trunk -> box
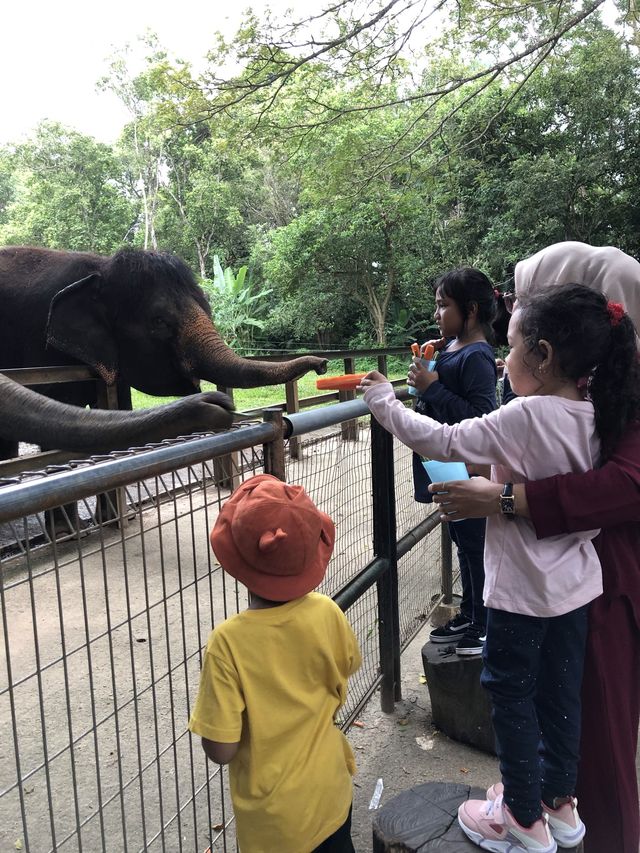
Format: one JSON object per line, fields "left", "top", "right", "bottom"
{"left": 179, "top": 306, "right": 328, "bottom": 389}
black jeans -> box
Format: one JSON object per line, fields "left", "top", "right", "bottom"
{"left": 448, "top": 517, "right": 487, "bottom": 629}
{"left": 312, "top": 806, "right": 355, "bottom": 852}
{"left": 481, "top": 605, "right": 588, "bottom": 826}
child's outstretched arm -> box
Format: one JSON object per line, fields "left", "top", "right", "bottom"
{"left": 360, "top": 374, "right": 525, "bottom": 469}
{"left": 201, "top": 737, "right": 239, "bottom": 765}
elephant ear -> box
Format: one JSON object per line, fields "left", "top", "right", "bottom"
{"left": 46, "top": 272, "right": 119, "bottom": 386}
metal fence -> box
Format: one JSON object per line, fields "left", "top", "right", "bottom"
{"left": 0, "top": 398, "right": 451, "bottom": 853}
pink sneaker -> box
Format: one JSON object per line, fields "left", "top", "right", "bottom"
{"left": 486, "top": 783, "right": 586, "bottom": 849}
{"left": 458, "top": 793, "right": 557, "bottom": 852}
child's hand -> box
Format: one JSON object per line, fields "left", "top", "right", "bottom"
{"left": 358, "top": 370, "right": 390, "bottom": 390}
{"left": 408, "top": 359, "right": 439, "bottom": 394}
{"left": 423, "top": 337, "right": 447, "bottom": 352}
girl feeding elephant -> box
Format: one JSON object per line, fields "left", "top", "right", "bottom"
{"left": 360, "top": 281, "right": 640, "bottom": 853}
{"left": 428, "top": 242, "right": 640, "bottom": 853}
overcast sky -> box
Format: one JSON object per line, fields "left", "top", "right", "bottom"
{"left": 2, "top": 1, "right": 621, "bottom": 146}
{"left": 1, "top": 0, "right": 286, "bottom": 144}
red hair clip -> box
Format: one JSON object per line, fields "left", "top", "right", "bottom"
{"left": 607, "top": 301, "right": 625, "bottom": 326}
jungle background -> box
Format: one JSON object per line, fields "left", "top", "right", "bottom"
{"left": 1, "top": 0, "right": 639, "bottom": 402}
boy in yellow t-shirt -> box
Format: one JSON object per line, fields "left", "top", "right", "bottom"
{"left": 188, "top": 474, "right": 362, "bottom": 853}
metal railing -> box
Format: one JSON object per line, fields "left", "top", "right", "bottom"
{"left": 0, "top": 394, "right": 453, "bottom": 853}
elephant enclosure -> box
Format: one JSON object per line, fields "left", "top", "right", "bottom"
{"left": 0, "top": 408, "right": 446, "bottom": 853}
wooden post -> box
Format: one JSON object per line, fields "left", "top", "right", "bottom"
{"left": 214, "top": 385, "right": 241, "bottom": 491}
{"left": 95, "top": 379, "right": 131, "bottom": 529}
{"left": 341, "top": 356, "right": 359, "bottom": 442}
{"left": 285, "top": 380, "right": 300, "bottom": 460}
{"left": 263, "top": 409, "right": 286, "bottom": 481}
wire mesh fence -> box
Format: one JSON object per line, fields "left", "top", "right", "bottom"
{"left": 0, "top": 408, "right": 447, "bottom": 852}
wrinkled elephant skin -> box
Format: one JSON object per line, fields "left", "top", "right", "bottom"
{"left": 0, "top": 245, "right": 327, "bottom": 455}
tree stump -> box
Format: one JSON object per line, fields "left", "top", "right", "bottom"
{"left": 372, "top": 782, "right": 584, "bottom": 852}
{"left": 421, "top": 641, "right": 495, "bottom": 755}
{"left": 372, "top": 782, "right": 487, "bottom": 851}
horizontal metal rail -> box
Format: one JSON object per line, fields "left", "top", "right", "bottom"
{"left": 284, "top": 387, "right": 408, "bottom": 437}
{"left": 0, "top": 423, "right": 275, "bottom": 523}
{"left": 334, "top": 510, "right": 441, "bottom": 612}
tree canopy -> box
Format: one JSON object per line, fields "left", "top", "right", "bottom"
{"left": 1, "top": 3, "right": 638, "bottom": 349}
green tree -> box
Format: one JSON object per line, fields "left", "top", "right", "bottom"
{"left": 0, "top": 122, "right": 134, "bottom": 251}
{"left": 198, "top": 0, "right": 638, "bottom": 178}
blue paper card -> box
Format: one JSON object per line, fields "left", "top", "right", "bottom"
{"left": 421, "top": 460, "right": 470, "bottom": 522}
{"left": 421, "top": 459, "right": 469, "bottom": 483}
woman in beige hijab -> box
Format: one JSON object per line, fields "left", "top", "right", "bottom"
{"left": 429, "top": 241, "right": 640, "bottom": 853}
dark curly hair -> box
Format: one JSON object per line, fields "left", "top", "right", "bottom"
{"left": 517, "top": 284, "right": 640, "bottom": 461}
{"left": 434, "top": 267, "right": 497, "bottom": 343}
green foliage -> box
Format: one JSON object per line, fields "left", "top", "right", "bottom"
{"left": 0, "top": 123, "right": 134, "bottom": 251}
{"left": 201, "top": 255, "right": 272, "bottom": 351}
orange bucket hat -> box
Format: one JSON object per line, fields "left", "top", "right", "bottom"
{"left": 210, "top": 474, "right": 335, "bottom": 601}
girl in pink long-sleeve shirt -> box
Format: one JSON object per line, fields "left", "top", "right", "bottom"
{"left": 361, "top": 284, "right": 640, "bottom": 853}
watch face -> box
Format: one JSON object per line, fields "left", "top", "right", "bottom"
{"left": 500, "top": 496, "right": 516, "bottom": 515}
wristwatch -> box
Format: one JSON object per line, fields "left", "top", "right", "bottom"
{"left": 500, "top": 483, "right": 516, "bottom": 519}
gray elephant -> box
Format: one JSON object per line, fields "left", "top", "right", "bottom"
{"left": 0, "top": 245, "right": 327, "bottom": 460}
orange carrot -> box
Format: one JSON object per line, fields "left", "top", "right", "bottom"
{"left": 316, "top": 373, "right": 367, "bottom": 391}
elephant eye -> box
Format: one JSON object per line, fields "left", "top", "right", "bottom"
{"left": 152, "top": 317, "right": 168, "bottom": 330}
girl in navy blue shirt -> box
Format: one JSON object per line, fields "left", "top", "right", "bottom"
{"left": 409, "top": 267, "right": 498, "bottom": 655}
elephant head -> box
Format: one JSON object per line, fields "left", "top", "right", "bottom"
{"left": 45, "top": 249, "right": 328, "bottom": 395}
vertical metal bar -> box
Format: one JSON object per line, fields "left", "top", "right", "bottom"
{"left": 377, "top": 354, "right": 388, "bottom": 375}
{"left": 185, "top": 465, "right": 202, "bottom": 852}
{"left": 0, "top": 520, "right": 31, "bottom": 853}
{"left": 168, "top": 472, "right": 187, "bottom": 850}
{"left": 75, "top": 512, "right": 108, "bottom": 850}
{"left": 285, "top": 380, "right": 300, "bottom": 459}
{"left": 371, "top": 416, "right": 401, "bottom": 712}
{"left": 95, "top": 499, "right": 129, "bottom": 851}
{"left": 441, "top": 522, "right": 453, "bottom": 605}
{"left": 140, "top": 485, "right": 167, "bottom": 852}
{"left": 156, "top": 478, "right": 183, "bottom": 849}
{"left": 262, "top": 409, "right": 286, "bottom": 481}
{"left": 124, "top": 481, "right": 149, "bottom": 852}
{"left": 50, "top": 533, "right": 84, "bottom": 851}
{"left": 24, "top": 529, "right": 58, "bottom": 850}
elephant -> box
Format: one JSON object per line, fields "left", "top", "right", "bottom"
{"left": 0, "top": 245, "right": 327, "bottom": 462}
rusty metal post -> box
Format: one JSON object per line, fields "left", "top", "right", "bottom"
{"left": 262, "top": 408, "right": 286, "bottom": 481}
{"left": 371, "top": 415, "right": 400, "bottom": 711}
{"left": 440, "top": 522, "right": 453, "bottom": 605}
